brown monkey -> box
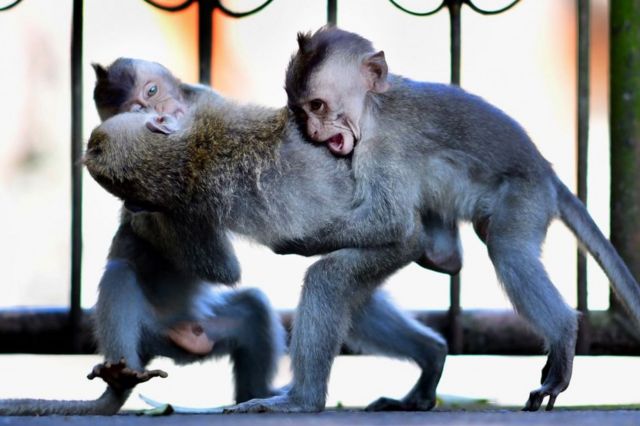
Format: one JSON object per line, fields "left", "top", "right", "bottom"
{"left": 84, "top": 93, "right": 449, "bottom": 413}
{"left": 0, "top": 62, "right": 285, "bottom": 416}
{"left": 88, "top": 58, "right": 451, "bottom": 412}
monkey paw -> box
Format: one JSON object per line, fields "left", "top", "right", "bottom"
{"left": 523, "top": 387, "right": 560, "bottom": 412}
{"left": 87, "top": 359, "right": 168, "bottom": 392}
{"left": 365, "top": 396, "right": 436, "bottom": 412}
{"left": 223, "top": 394, "right": 320, "bottom": 414}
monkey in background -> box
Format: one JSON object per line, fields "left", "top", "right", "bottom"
{"left": 0, "top": 63, "right": 286, "bottom": 416}
{"left": 275, "top": 27, "right": 640, "bottom": 411}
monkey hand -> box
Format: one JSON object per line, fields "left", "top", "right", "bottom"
{"left": 88, "top": 359, "right": 168, "bottom": 393}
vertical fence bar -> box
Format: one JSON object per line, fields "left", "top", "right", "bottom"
{"left": 327, "top": 0, "right": 337, "bottom": 26}
{"left": 198, "top": 0, "right": 215, "bottom": 85}
{"left": 576, "top": 0, "right": 591, "bottom": 354}
{"left": 447, "top": 0, "right": 463, "bottom": 354}
{"left": 610, "top": 0, "right": 640, "bottom": 312}
{"left": 70, "top": 0, "right": 84, "bottom": 352}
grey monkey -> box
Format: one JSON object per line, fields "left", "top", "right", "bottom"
{"left": 85, "top": 58, "right": 451, "bottom": 412}
{"left": 274, "top": 27, "right": 640, "bottom": 411}
{"left": 87, "top": 26, "right": 640, "bottom": 414}
{"left": 0, "top": 63, "right": 285, "bottom": 416}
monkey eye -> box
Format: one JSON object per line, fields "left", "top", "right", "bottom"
{"left": 308, "top": 99, "right": 325, "bottom": 113}
{"left": 146, "top": 84, "right": 158, "bottom": 98}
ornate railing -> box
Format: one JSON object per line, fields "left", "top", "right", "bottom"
{"left": 0, "top": 0, "right": 637, "bottom": 357}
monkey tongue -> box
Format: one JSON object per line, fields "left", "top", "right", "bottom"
{"left": 326, "top": 134, "right": 345, "bottom": 155}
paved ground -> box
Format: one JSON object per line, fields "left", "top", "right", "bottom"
{"left": 2, "top": 409, "right": 640, "bottom": 426}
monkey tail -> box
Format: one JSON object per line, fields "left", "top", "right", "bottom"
{"left": 0, "top": 387, "right": 128, "bottom": 416}
{"left": 556, "top": 178, "right": 640, "bottom": 323}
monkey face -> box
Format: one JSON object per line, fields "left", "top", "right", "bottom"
{"left": 124, "top": 61, "right": 186, "bottom": 119}
{"left": 293, "top": 59, "right": 368, "bottom": 157}
{"left": 286, "top": 43, "right": 389, "bottom": 157}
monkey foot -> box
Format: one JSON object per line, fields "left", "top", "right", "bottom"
{"left": 365, "top": 396, "right": 436, "bottom": 412}
{"left": 87, "top": 359, "right": 168, "bottom": 392}
{"left": 523, "top": 386, "right": 561, "bottom": 412}
{"left": 223, "top": 394, "right": 320, "bottom": 414}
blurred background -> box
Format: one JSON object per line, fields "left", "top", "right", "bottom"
{"left": 1, "top": 0, "right": 638, "bottom": 411}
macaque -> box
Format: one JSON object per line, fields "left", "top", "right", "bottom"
{"left": 86, "top": 58, "right": 451, "bottom": 412}
{"left": 0, "top": 62, "right": 284, "bottom": 416}
{"left": 275, "top": 27, "right": 640, "bottom": 411}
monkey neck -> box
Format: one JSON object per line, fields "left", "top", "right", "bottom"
{"left": 186, "top": 104, "right": 289, "bottom": 219}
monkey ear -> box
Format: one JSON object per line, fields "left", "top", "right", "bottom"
{"left": 297, "top": 31, "right": 312, "bottom": 53}
{"left": 363, "top": 51, "right": 390, "bottom": 93}
{"left": 92, "top": 63, "right": 108, "bottom": 80}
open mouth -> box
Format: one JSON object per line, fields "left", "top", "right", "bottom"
{"left": 326, "top": 133, "right": 344, "bottom": 154}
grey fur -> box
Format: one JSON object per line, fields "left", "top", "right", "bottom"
{"left": 280, "top": 28, "right": 640, "bottom": 412}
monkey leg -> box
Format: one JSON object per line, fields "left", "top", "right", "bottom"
{"left": 346, "top": 290, "right": 447, "bottom": 411}
{"left": 207, "top": 288, "right": 286, "bottom": 403}
{"left": 485, "top": 201, "right": 578, "bottom": 412}
{"left": 225, "top": 243, "right": 420, "bottom": 414}
{"left": 95, "top": 260, "right": 149, "bottom": 369}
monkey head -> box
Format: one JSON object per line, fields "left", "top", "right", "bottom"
{"left": 93, "top": 58, "right": 186, "bottom": 122}
{"left": 84, "top": 111, "right": 192, "bottom": 213}
{"left": 285, "top": 27, "right": 390, "bottom": 156}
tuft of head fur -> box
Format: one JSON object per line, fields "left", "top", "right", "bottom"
{"left": 285, "top": 26, "right": 375, "bottom": 106}
{"left": 93, "top": 58, "right": 137, "bottom": 121}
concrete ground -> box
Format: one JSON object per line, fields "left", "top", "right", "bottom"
{"left": 2, "top": 410, "right": 640, "bottom": 426}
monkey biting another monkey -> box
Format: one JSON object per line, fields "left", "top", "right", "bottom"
{"left": 89, "top": 57, "right": 453, "bottom": 413}
{"left": 0, "top": 61, "right": 287, "bottom": 416}
{"left": 84, "top": 27, "right": 640, "bottom": 414}
{"left": 0, "top": 56, "right": 454, "bottom": 415}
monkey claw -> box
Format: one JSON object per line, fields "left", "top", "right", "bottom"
{"left": 87, "top": 359, "right": 168, "bottom": 392}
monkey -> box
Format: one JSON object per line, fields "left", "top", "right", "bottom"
{"left": 84, "top": 30, "right": 640, "bottom": 414}
{"left": 0, "top": 64, "right": 285, "bottom": 416}
{"left": 84, "top": 57, "right": 452, "bottom": 412}
{"left": 269, "top": 27, "right": 640, "bottom": 411}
